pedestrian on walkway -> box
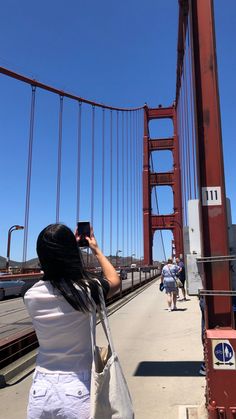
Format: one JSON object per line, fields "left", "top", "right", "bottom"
{"left": 160, "top": 258, "right": 180, "bottom": 311}
{"left": 176, "top": 257, "right": 187, "bottom": 301}
{"left": 24, "top": 223, "right": 120, "bottom": 419}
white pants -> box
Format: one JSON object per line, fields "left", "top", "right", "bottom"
{"left": 27, "top": 370, "right": 91, "bottom": 419}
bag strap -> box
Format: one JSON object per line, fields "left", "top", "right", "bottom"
{"left": 167, "top": 266, "right": 177, "bottom": 284}
{"left": 88, "top": 279, "right": 116, "bottom": 360}
{"left": 95, "top": 279, "right": 116, "bottom": 353}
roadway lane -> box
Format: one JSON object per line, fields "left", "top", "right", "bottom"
{"left": 0, "top": 298, "right": 31, "bottom": 340}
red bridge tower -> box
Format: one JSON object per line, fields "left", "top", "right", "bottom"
{"left": 143, "top": 105, "right": 183, "bottom": 265}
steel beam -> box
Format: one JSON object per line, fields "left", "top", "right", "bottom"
{"left": 150, "top": 172, "right": 174, "bottom": 187}
{"left": 190, "top": 0, "right": 234, "bottom": 415}
{"left": 152, "top": 214, "right": 175, "bottom": 230}
{"left": 150, "top": 138, "right": 174, "bottom": 151}
{"left": 191, "top": 0, "right": 232, "bottom": 328}
{"left": 147, "top": 106, "right": 174, "bottom": 120}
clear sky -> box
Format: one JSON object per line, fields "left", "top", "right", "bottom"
{"left": 0, "top": 0, "right": 236, "bottom": 263}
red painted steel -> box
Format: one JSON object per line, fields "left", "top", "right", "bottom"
{"left": 191, "top": 0, "right": 232, "bottom": 327}
{"left": 150, "top": 138, "right": 174, "bottom": 151}
{"left": 152, "top": 214, "right": 175, "bottom": 230}
{"left": 143, "top": 105, "right": 183, "bottom": 264}
{"left": 190, "top": 0, "right": 234, "bottom": 415}
{"left": 150, "top": 172, "right": 174, "bottom": 187}
{"left": 143, "top": 106, "right": 153, "bottom": 265}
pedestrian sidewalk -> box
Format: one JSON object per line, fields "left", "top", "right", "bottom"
{"left": 0, "top": 279, "right": 207, "bottom": 419}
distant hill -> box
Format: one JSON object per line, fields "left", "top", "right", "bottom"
{"left": 0, "top": 252, "right": 142, "bottom": 270}
{"left": 0, "top": 256, "right": 39, "bottom": 269}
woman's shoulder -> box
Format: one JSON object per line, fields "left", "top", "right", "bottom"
{"left": 162, "top": 265, "right": 170, "bottom": 273}
{"left": 89, "top": 277, "right": 110, "bottom": 304}
{"left": 24, "top": 279, "right": 54, "bottom": 296}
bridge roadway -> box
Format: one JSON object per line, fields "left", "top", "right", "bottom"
{"left": 0, "top": 279, "right": 207, "bottom": 419}
{"left": 0, "top": 271, "right": 145, "bottom": 340}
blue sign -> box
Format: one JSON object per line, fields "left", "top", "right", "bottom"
{"left": 214, "top": 343, "right": 233, "bottom": 363}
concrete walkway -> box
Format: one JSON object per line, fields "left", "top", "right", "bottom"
{"left": 0, "top": 279, "right": 207, "bottom": 418}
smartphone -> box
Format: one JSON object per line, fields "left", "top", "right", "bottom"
{"left": 77, "top": 221, "right": 90, "bottom": 247}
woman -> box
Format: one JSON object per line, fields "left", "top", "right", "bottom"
{"left": 24, "top": 223, "right": 120, "bottom": 419}
{"left": 160, "top": 258, "right": 180, "bottom": 312}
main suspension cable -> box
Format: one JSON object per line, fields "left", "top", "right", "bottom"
{"left": 0, "top": 66, "right": 145, "bottom": 112}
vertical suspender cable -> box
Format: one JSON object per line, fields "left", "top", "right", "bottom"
{"left": 122, "top": 112, "right": 125, "bottom": 265}
{"left": 134, "top": 111, "right": 137, "bottom": 258}
{"left": 134, "top": 112, "right": 137, "bottom": 258}
{"left": 188, "top": 19, "right": 197, "bottom": 199}
{"left": 116, "top": 111, "right": 119, "bottom": 260}
{"left": 185, "top": 47, "right": 192, "bottom": 200}
{"left": 180, "top": 82, "right": 186, "bottom": 224}
{"left": 181, "top": 88, "right": 188, "bottom": 224}
{"left": 180, "top": 88, "right": 186, "bottom": 225}
{"left": 136, "top": 111, "right": 139, "bottom": 260}
{"left": 101, "top": 108, "right": 105, "bottom": 252}
{"left": 129, "top": 112, "right": 134, "bottom": 257}
{"left": 91, "top": 106, "right": 95, "bottom": 226}
{"left": 56, "top": 95, "right": 64, "bottom": 223}
{"left": 76, "top": 101, "right": 82, "bottom": 222}
{"left": 179, "top": 88, "right": 185, "bottom": 223}
{"left": 126, "top": 112, "right": 129, "bottom": 262}
{"left": 186, "top": 26, "right": 195, "bottom": 198}
{"left": 22, "top": 85, "right": 36, "bottom": 263}
{"left": 137, "top": 110, "right": 141, "bottom": 260}
{"left": 138, "top": 110, "right": 143, "bottom": 258}
{"left": 183, "top": 61, "right": 191, "bottom": 201}
{"left": 110, "top": 110, "right": 113, "bottom": 259}
{"left": 181, "top": 86, "right": 188, "bottom": 225}
{"left": 177, "top": 100, "right": 183, "bottom": 220}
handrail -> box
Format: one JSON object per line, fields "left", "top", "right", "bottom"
{"left": 0, "top": 269, "right": 160, "bottom": 370}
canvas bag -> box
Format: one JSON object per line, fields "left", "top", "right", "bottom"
{"left": 89, "top": 281, "right": 134, "bottom": 419}
{"left": 167, "top": 266, "right": 183, "bottom": 288}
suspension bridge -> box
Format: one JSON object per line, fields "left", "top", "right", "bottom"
{"left": 1, "top": 1, "right": 236, "bottom": 417}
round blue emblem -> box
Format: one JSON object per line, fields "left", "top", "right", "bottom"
{"left": 214, "top": 343, "right": 233, "bottom": 362}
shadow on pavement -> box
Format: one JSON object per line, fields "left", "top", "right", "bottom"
{"left": 134, "top": 361, "right": 202, "bottom": 377}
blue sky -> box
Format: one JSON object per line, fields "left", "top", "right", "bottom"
{"left": 0, "top": 0, "right": 236, "bottom": 263}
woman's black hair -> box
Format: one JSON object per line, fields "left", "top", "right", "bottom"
{"left": 36, "top": 223, "right": 97, "bottom": 312}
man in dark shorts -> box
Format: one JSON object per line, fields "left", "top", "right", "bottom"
{"left": 176, "top": 257, "right": 186, "bottom": 301}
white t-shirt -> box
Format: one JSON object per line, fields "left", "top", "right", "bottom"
{"left": 24, "top": 280, "right": 96, "bottom": 373}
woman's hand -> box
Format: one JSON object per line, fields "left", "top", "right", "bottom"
{"left": 75, "top": 225, "right": 120, "bottom": 298}
{"left": 75, "top": 225, "right": 99, "bottom": 255}
{"left": 85, "top": 227, "right": 99, "bottom": 255}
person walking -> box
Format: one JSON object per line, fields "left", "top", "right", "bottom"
{"left": 160, "top": 258, "right": 180, "bottom": 312}
{"left": 176, "top": 257, "right": 187, "bottom": 301}
{"left": 24, "top": 223, "right": 120, "bottom": 419}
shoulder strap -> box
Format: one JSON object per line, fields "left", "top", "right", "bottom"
{"left": 88, "top": 279, "right": 116, "bottom": 361}
{"left": 167, "top": 266, "right": 177, "bottom": 283}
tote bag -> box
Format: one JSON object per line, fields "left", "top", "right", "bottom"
{"left": 89, "top": 281, "right": 134, "bottom": 419}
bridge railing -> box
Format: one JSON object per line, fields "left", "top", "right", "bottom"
{"left": 0, "top": 268, "right": 160, "bottom": 372}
